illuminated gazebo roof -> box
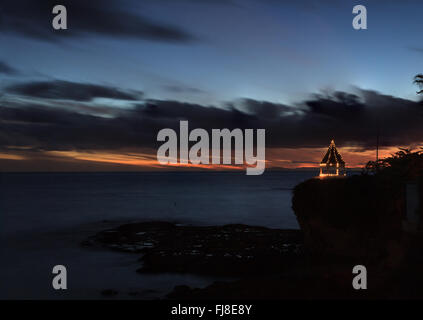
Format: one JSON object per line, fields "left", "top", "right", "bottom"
{"left": 321, "top": 139, "right": 345, "bottom": 166}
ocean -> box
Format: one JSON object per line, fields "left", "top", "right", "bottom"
{"left": 0, "top": 171, "right": 315, "bottom": 299}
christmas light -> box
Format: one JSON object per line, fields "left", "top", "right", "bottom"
{"left": 319, "top": 139, "right": 346, "bottom": 177}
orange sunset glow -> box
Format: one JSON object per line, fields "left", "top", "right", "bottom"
{"left": 0, "top": 144, "right": 410, "bottom": 172}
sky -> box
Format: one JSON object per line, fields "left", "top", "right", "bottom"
{"left": 0, "top": 0, "right": 423, "bottom": 171}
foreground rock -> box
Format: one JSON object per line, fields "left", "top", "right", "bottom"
{"left": 166, "top": 233, "right": 423, "bottom": 299}
{"left": 87, "top": 221, "right": 303, "bottom": 276}
{"left": 86, "top": 220, "right": 423, "bottom": 299}
{"left": 292, "top": 175, "right": 405, "bottom": 263}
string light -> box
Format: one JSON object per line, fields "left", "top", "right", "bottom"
{"left": 319, "top": 139, "right": 346, "bottom": 177}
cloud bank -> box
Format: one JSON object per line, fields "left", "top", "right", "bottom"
{"left": 1, "top": 79, "right": 423, "bottom": 156}
{"left": 6, "top": 80, "right": 143, "bottom": 102}
{"left": 0, "top": 0, "right": 196, "bottom": 43}
{"left": 0, "top": 61, "right": 18, "bottom": 75}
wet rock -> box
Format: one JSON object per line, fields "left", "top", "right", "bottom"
{"left": 87, "top": 221, "right": 303, "bottom": 276}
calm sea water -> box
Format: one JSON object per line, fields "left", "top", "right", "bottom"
{"left": 0, "top": 171, "right": 314, "bottom": 299}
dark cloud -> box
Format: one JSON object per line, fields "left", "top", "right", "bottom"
{"left": 0, "top": 61, "right": 18, "bottom": 75}
{"left": 0, "top": 0, "right": 196, "bottom": 43}
{"left": 238, "top": 98, "right": 296, "bottom": 119}
{"left": 1, "top": 88, "right": 423, "bottom": 154}
{"left": 163, "top": 85, "right": 206, "bottom": 94}
{"left": 5, "top": 80, "right": 143, "bottom": 102}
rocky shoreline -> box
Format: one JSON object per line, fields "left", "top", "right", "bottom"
{"left": 84, "top": 221, "right": 303, "bottom": 277}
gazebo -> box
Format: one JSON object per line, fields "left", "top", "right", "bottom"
{"left": 319, "top": 140, "right": 346, "bottom": 177}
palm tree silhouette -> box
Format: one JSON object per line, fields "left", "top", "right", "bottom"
{"left": 414, "top": 74, "right": 423, "bottom": 94}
